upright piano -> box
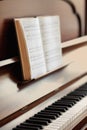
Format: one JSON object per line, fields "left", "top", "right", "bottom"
{"left": 0, "top": 0, "right": 87, "bottom": 130}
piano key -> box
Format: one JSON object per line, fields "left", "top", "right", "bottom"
{"left": 13, "top": 126, "right": 40, "bottom": 130}
{"left": 54, "top": 100, "right": 76, "bottom": 106}
{"left": 13, "top": 128, "right": 26, "bottom": 130}
{"left": 51, "top": 105, "right": 68, "bottom": 110}
{"left": 68, "top": 91, "right": 87, "bottom": 97}
{"left": 67, "top": 94, "right": 83, "bottom": 98}
{"left": 38, "top": 110, "right": 60, "bottom": 117}
{"left": 45, "top": 106, "right": 66, "bottom": 112}
{"left": 34, "top": 113, "right": 57, "bottom": 120}
{"left": 58, "top": 99, "right": 77, "bottom": 104}
{"left": 75, "top": 90, "right": 87, "bottom": 95}
{"left": 20, "top": 122, "right": 43, "bottom": 129}
{"left": 25, "top": 119, "right": 48, "bottom": 126}
{"left": 16, "top": 125, "right": 40, "bottom": 130}
{"left": 61, "top": 96, "right": 80, "bottom": 101}
{"left": 41, "top": 110, "right": 62, "bottom": 116}
{"left": 30, "top": 116, "right": 51, "bottom": 123}
{"left": 53, "top": 101, "right": 74, "bottom": 107}
{"left": 58, "top": 98, "right": 77, "bottom": 105}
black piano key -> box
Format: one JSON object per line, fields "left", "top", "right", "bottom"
{"left": 16, "top": 125, "right": 40, "bottom": 130}
{"left": 38, "top": 110, "right": 60, "bottom": 117}
{"left": 51, "top": 105, "right": 68, "bottom": 110}
{"left": 34, "top": 113, "right": 57, "bottom": 119}
{"left": 45, "top": 106, "right": 66, "bottom": 112}
{"left": 65, "top": 95, "right": 81, "bottom": 101}
{"left": 13, "top": 128, "right": 24, "bottom": 130}
{"left": 30, "top": 116, "right": 51, "bottom": 123}
{"left": 41, "top": 109, "right": 62, "bottom": 115}
{"left": 68, "top": 91, "right": 86, "bottom": 97}
{"left": 20, "top": 122, "right": 43, "bottom": 129}
{"left": 26, "top": 119, "right": 48, "bottom": 126}
{"left": 13, "top": 127, "right": 39, "bottom": 130}
{"left": 65, "top": 98, "right": 77, "bottom": 102}
{"left": 55, "top": 100, "right": 76, "bottom": 106}
{"left": 53, "top": 101, "right": 73, "bottom": 107}
{"left": 58, "top": 99, "right": 77, "bottom": 104}
{"left": 75, "top": 90, "right": 87, "bottom": 95}
{"left": 67, "top": 94, "right": 83, "bottom": 99}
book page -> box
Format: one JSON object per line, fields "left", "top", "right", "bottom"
{"left": 39, "top": 16, "right": 62, "bottom": 72}
{"left": 19, "top": 18, "right": 46, "bottom": 79}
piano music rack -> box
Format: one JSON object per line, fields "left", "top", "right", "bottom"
{"left": 0, "top": 36, "right": 87, "bottom": 68}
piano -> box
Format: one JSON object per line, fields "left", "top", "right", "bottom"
{"left": 0, "top": 0, "right": 87, "bottom": 130}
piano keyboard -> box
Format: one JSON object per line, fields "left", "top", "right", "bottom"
{"left": 1, "top": 76, "right": 87, "bottom": 130}
{"left": 12, "top": 83, "right": 87, "bottom": 130}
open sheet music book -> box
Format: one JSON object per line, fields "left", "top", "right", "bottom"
{"left": 14, "top": 16, "right": 62, "bottom": 80}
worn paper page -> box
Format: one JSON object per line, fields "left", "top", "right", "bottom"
{"left": 19, "top": 18, "right": 46, "bottom": 79}
{"left": 39, "top": 16, "right": 62, "bottom": 72}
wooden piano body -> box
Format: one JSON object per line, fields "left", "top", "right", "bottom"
{"left": 0, "top": 0, "right": 87, "bottom": 129}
